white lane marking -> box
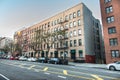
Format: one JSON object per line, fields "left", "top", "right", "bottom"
{"left": 44, "top": 72, "right": 50, "bottom": 75}
{"left": 0, "top": 74, "right": 10, "bottom": 80}
{"left": 58, "top": 75, "right": 66, "bottom": 79}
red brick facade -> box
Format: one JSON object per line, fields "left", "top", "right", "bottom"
{"left": 100, "top": 0, "right": 120, "bottom": 64}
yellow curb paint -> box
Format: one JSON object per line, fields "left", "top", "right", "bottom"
{"left": 91, "top": 75, "right": 103, "bottom": 80}
{"left": 43, "top": 67, "right": 48, "bottom": 71}
{"left": 63, "top": 70, "right": 68, "bottom": 75}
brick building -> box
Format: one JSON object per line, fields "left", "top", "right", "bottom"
{"left": 14, "top": 3, "right": 104, "bottom": 63}
{"left": 100, "top": 0, "right": 120, "bottom": 63}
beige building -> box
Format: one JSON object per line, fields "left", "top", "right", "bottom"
{"left": 14, "top": 3, "right": 104, "bottom": 63}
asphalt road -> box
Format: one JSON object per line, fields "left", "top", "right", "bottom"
{"left": 0, "top": 59, "right": 120, "bottom": 80}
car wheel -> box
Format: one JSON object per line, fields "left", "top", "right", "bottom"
{"left": 109, "top": 66, "right": 116, "bottom": 71}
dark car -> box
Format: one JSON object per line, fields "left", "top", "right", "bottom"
{"left": 48, "top": 58, "right": 68, "bottom": 64}
{"left": 37, "top": 57, "right": 48, "bottom": 63}
{"left": 48, "top": 58, "right": 60, "bottom": 64}
{"left": 48, "top": 58, "right": 68, "bottom": 65}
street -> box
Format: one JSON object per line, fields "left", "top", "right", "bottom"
{"left": 0, "top": 59, "right": 120, "bottom": 80}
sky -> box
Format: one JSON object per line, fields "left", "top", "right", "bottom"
{"left": 0, "top": 0, "right": 101, "bottom": 39}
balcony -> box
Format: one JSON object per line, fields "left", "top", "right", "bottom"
{"left": 59, "top": 37, "right": 68, "bottom": 40}
{"left": 55, "top": 46, "right": 69, "bottom": 50}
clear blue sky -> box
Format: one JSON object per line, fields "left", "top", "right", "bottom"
{"left": 0, "top": 0, "right": 101, "bottom": 38}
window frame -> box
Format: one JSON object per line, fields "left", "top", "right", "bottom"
{"left": 78, "top": 39, "right": 82, "bottom": 46}
{"left": 111, "top": 50, "right": 119, "bottom": 58}
{"left": 108, "top": 27, "right": 116, "bottom": 34}
{"left": 105, "top": 0, "right": 112, "bottom": 3}
{"left": 77, "top": 10, "right": 80, "bottom": 17}
{"left": 106, "top": 16, "right": 114, "bottom": 23}
{"left": 73, "top": 12, "right": 76, "bottom": 18}
{"left": 78, "top": 29, "right": 82, "bottom": 35}
{"left": 109, "top": 38, "right": 118, "bottom": 46}
{"left": 106, "top": 6, "right": 113, "bottom": 13}
{"left": 74, "top": 40, "right": 77, "bottom": 47}
{"left": 78, "top": 19, "right": 81, "bottom": 26}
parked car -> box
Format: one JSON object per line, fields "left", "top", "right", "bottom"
{"left": 27, "top": 57, "right": 37, "bottom": 62}
{"left": 37, "top": 57, "right": 48, "bottom": 63}
{"left": 48, "top": 58, "right": 60, "bottom": 64}
{"left": 19, "top": 56, "right": 28, "bottom": 61}
{"left": 6, "top": 55, "right": 11, "bottom": 59}
{"left": 9, "top": 56, "right": 15, "bottom": 60}
{"left": 15, "top": 56, "right": 19, "bottom": 60}
{"left": 107, "top": 61, "right": 120, "bottom": 71}
{"left": 48, "top": 58, "right": 64, "bottom": 64}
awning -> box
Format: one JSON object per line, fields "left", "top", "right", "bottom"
{"left": 70, "top": 49, "right": 76, "bottom": 53}
{"left": 79, "top": 50, "right": 83, "bottom": 53}
{"left": 42, "top": 51, "right": 44, "bottom": 54}
{"left": 54, "top": 51, "right": 58, "bottom": 54}
{"left": 46, "top": 51, "right": 48, "bottom": 53}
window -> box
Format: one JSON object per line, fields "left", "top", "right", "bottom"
{"left": 70, "top": 40, "right": 72, "bottom": 47}
{"left": 74, "top": 40, "right": 77, "bottom": 47}
{"left": 107, "top": 16, "right": 114, "bottom": 23}
{"left": 60, "top": 42, "right": 62, "bottom": 47}
{"left": 106, "top": 6, "right": 113, "bottom": 13}
{"left": 73, "top": 21, "right": 76, "bottom": 27}
{"left": 78, "top": 29, "right": 82, "bottom": 35}
{"left": 65, "top": 15, "right": 68, "bottom": 20}
{"left": 54, "top": 20, "right": 57, "bottom": 25}
{"left": 57, "top": 19, "right": 60, "bottom": 24}
{"left": 78, "top": 39, "right": 82, "bottom": 46}
{"left": 54, "top": 43, "right": 57, "bottom": 48}
{"left": 69, "top": 14, "right": 73, "bottom": 20}
{"left": 105, "top": 0, "right": 111, "bottom": 3}
{"left": 65, "top": 32, "right": 68, "bottom": 38}
{"left": 111, "top": 50, "right": 119, "bottom": 58}
{"left": 65, "top": 41, "right": 68, "bottom": 47}
{"left": 78, "top": 19, "right": 81, "bottom": 26}
{"left": 73, "top": 12, "right": 76, "bottom": 18}
{"left": 109, "top": 38, "right": 118, "bottom": 46}
{"left": 65, "top": 24, "right": 68, "bottom": 29}
{"left": 73, "top": 30, "right": 77, "bottom": 36}
{"left": 70, "top": 31, "right": 73, "bottom": 37}
{"left": 79, "top": 50, "right": 83, "bottom": 57}
{"left": 60, "top": 18, "right": 62, "bottom": 22}
{"left": 108, "top": 27, "right": 116, "bottom": 34}
{"left": 77, "top": 10, "right": 80, "bottom": 17}
{"left": 69, "top": 22, "right": 73, "bottom": 28}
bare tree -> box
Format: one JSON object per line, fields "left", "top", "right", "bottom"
{"left": 29, "top": 25, "right": 67, "bottom": 58}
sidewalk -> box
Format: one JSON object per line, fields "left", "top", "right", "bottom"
{"left": 69, "top": 62, "right": 107, "bottom": 69}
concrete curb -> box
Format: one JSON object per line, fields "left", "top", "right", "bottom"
{"left": 69, "top": 62, "right": 107, "bottom": 69}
